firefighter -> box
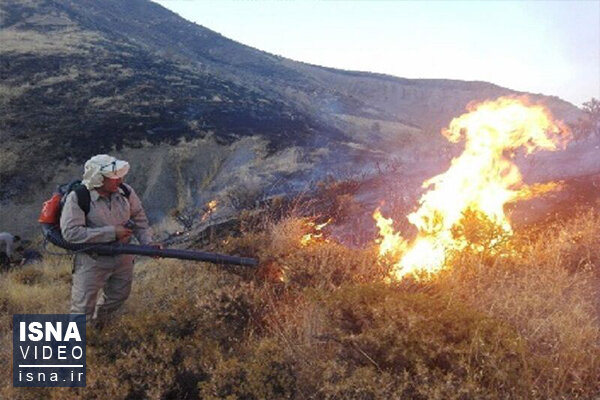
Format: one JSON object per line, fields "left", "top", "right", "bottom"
{"left": 60, "top": 154, "right": 156, "bottom": 322}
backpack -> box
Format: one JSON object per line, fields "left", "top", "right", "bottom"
{"left": 38, "top": 179, "right": 131, "bottom": 225}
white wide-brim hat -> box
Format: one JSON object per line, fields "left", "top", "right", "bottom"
{"left": 82, "top": 154, "right": 130, "bottom": 190}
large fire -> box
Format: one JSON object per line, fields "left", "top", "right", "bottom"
{"left": 374, "top": 97, "right": 571, "bottom": 280}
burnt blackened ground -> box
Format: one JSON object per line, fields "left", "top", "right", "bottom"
{"left": 0, "top": 0, "right": 583, "bottom": 212}
{"left": 509, "top": 172, "right": 600, "bottom": 228}
{"left": 0, "top": 44, "right": 343, "bottom": 201}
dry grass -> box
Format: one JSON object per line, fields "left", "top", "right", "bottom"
{"left": 335, "top": 113, "right": 421, "bottom": 147}
{"left": 0, "top": 28, "right": 104, "bottom": 55}
{"left": 436, "top": 208, "right": 600, "bottom": 398}
{"left": 0, "top": 206, "right": 599, "bottom": 399}
{"left": 0, "top": 255, "right": 71, "bottom": 399}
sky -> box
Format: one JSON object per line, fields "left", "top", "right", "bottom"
{"left": 152, "top": 0, "right": 600, "bottom": 107}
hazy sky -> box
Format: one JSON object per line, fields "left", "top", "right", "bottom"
{"left": 153, "top": 0, "right": 599, "bottom": 107}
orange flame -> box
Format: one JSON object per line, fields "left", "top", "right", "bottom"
{"left": 201, "top": 200, "right": 218, "bottom": 222}
{"left": 374, "top": 97, "right": 570, "bottom": 280}
{"left": 373, "top": 208, "right": 407, "bottom": 259}
{"left": 300, "top": 218, "right": 332, "bottom": 247}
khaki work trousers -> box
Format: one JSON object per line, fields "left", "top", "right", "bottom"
{"left": 70, "top": 253, "right": 135, "bottom": 322}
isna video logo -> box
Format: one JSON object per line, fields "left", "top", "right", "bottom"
{"left": 13, "top": 314, "right": 86, "bottom": 387}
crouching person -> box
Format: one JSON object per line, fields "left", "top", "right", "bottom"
{"left": 0, "top": 232, "right": 24, "bottom": 270}
{"left": 60, "top": 154, "right": 156, "bottom": 323}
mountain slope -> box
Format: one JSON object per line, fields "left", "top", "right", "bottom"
{"left": 0, "top": 0, "right": 584, "bottom": 237}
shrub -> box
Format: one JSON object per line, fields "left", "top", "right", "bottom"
{"left": 1, "top": 201, "right": 599, "bottom": 399}
{"left": 315, "top": 283, "right": 528, "bottom": 399}
{"left": 11, "top": 267, "right": 44, "bottom": 285}
{"left": 319, "top": 365, "right": 398, "bottom": 400}
{"left": 436, "top": 208, "right": 600, "bottom": 398}
{"left": 199, "top": 338, "right": 296, "bottom": 400}
{"left": 199, "top": 357, "right": 249, "bottom": 400}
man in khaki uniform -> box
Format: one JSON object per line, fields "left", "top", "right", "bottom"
{"left": 60, "top": 154, "right": 154, "bottom": 322}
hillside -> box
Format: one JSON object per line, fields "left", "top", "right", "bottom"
{"left": 1, "top": 2, "right": 599, "bottom": 398}
{"left": 0, "top": 0, "right": 585, "bottom": 238}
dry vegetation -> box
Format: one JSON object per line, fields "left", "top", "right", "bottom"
{"left": 1, "top": 202, "right": 599, "bottom": 399}
{"left": 0, "top": 27, "right": 104, "bottom": 55}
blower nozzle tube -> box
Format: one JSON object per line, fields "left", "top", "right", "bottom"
{"left": 41, "top": 224, "right": 258, "bottom": 267}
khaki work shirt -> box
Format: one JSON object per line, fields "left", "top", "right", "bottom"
{"left": 60, "top": 184, "right": 153, "bottom": 245}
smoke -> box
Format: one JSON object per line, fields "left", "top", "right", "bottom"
{"left": 519, "top": 134, "right": 600, "bottom": 183}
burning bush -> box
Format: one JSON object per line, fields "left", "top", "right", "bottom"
{"left": 374, "top": 97, "right": 571, "bottom": 280}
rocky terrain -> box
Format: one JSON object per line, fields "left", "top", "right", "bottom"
{"left": 0, "top": 0, "right": 588, "bottom": 239}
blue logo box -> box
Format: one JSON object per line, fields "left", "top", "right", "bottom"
{"left": 13, "top": 314, "right": 86, "bottom": 387}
